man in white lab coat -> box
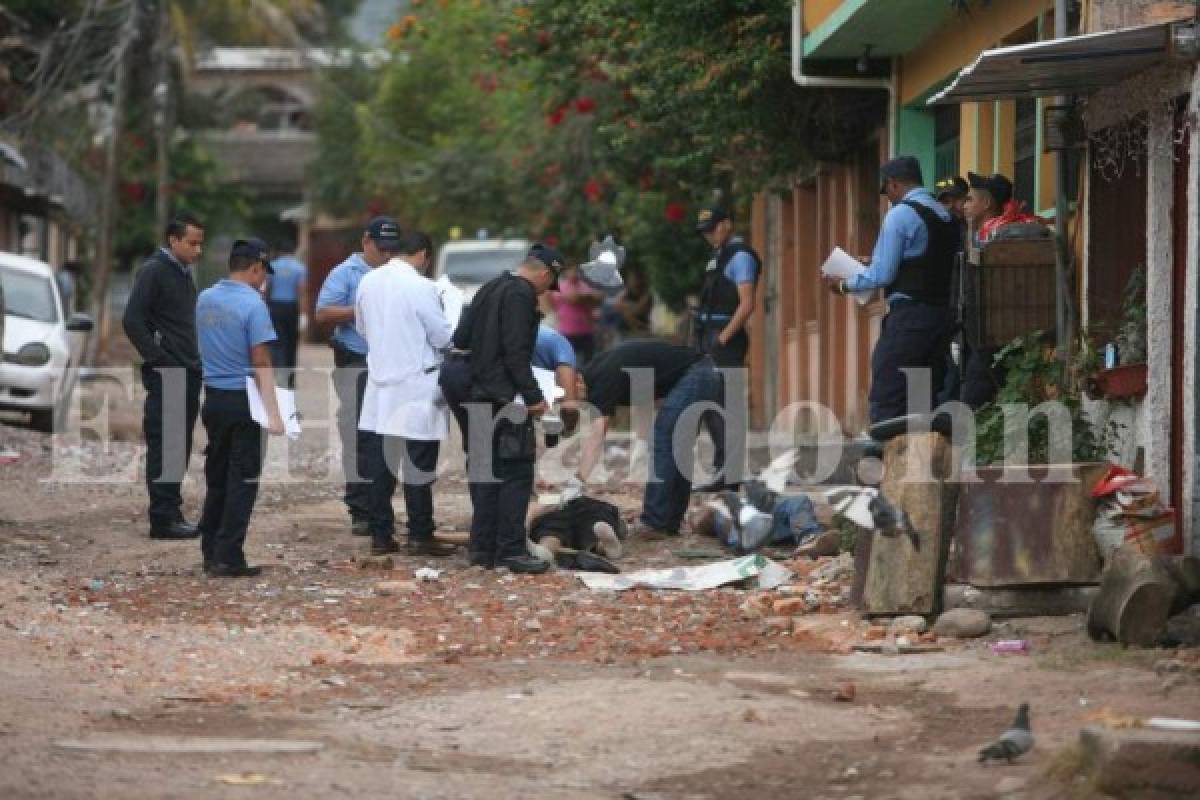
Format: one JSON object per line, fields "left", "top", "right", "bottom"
{"left": 356, "top": 230, "right": 458, "bottom": 558}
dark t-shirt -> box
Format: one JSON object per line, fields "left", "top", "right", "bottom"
{"left": 583, "top": 339, "right": 703, "bottom": 417}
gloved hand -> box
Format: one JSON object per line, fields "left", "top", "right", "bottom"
{"left": 561, "top": 475, "right": 585, "bottom": 505}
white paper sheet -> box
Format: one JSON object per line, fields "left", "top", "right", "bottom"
{"left": 577, "top": 554, "right": 793, "bottom": 592}
{"left": 245, "top": 377, "right": 301, "bottom": 439}
{"left": 820, "top": 247, "right": 873, "bottom": 306}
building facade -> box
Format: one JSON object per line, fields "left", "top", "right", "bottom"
{"left": 748, "top": 0, "right": 1199, "bottom": 554}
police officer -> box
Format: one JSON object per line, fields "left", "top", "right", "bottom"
{"left": 827, "top": 155, "right": 960, "bottom": 424}
{"left": 265, "top": 238, "right": 306, "bottom": 388}
{"left": 195, "top": 238, "right": 284, "bottom": 577}
{"left": 451, "top": 243, "right": 562, "bottom": 575}
{"left": 122, "top": 212, "right": 205, "bottom": 540}
{"left": 693, "top": 205, "right": 758, "bottom": 490}
{"left": 313, "top": 217, "right": 397, "bottom": 535}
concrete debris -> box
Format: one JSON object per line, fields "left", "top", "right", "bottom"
{"left": 933, "top": 609, "right": 992, "bottom": 639}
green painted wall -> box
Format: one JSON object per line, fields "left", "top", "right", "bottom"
{"left": 897, "top": 107, "right": 936, "bottom": 187}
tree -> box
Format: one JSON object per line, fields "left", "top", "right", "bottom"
{"left": 310, "top": 0, "right": 884, "bottom": 307}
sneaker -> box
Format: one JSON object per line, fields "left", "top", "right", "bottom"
{"left": 371, "top": 537, "right": 400, "bottom": 555}
{"left": 350, "top": 517, "right": 371, "bottom": 537}
{"left": 405, "top": 539, "right": 457, "bottom": 558}
{"left": 496, "top": 555, "right": 551, "bottom": 575}
{"left": 207, "top": 563, "right": 263, "bottom": 578}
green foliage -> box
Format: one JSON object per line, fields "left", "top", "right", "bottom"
{"left": 971, "top": 332, "right": 1105, "bottom": 466}
{"left": 310, "top": 0, "right": 883, "bottom": 308}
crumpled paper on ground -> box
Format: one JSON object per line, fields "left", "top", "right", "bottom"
{"left": 577, "top": 554, "right": 791, "bottom": 592}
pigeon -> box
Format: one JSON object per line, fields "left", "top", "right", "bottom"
{"left": 824, "top": 486, "right": 920, "bottom": 551}
{"left": 578, "top": 235, "right": 626, "bottom": 295}
{"left": 978, "top": 703, "right": 1034, "bottom": 764}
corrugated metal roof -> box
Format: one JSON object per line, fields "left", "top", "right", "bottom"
{"left": 928, "top": 21, "right": 1197, "bottom": 105}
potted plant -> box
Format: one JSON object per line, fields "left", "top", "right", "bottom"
{"left": 1094, "top": 268, "right": 1147, "bottom": 400}
{"left": 954, "top": 332, "right": 1110, "bottom": 587}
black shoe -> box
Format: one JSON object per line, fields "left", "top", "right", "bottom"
{"left": 350, "top": 517, "right": 371, "bottom": 537}
{"left": 692, "top": 479, "right": 743, "bottom": 493}
{"left": 497, "top": 555, "right": 551, "bottom": 575}
{"left": 371, "top": 537, "right": 400, "bottom": 555}
{"left": 150, "top": 521, "right": 201, "bottom": 540}
{"left": 406, "top": 539, "right": 457, "bottom": 558}
{"left": 207, "top": 563, "right": 262, "bottom": 578}
{"left": 468, "top": 552, "right": 494, "bottom": 569}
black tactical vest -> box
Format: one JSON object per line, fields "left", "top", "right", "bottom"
{"left": 698, "top": 237, "right": 760, "bottom": 321}
{"left": 887, "top": 200, "right": 961, "bottom": 307}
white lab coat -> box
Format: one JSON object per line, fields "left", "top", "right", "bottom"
{"left": 355, "top": 258, "right": 453, "bottom": 440}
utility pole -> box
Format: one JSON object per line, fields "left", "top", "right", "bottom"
{"left": 154, "top": 0, "right": 172, "bottom": 237}
{"left": 88, "top": 0, "right": 139, "bottom": 366}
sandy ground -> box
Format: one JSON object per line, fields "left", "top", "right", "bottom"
{"left": 0, "top": 343, "right": 1197, "bottom": 799}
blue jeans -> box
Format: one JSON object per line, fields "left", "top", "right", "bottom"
{"left": 641, "top": 358, "right": 721, "bottom": 532}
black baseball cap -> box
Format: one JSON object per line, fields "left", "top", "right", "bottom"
{"left": 879, "top": 155, "right": 924, "bottom": 194}
{"left": 365, "top": 216, "right": 402, "bottom": 249}
{"left": 695, "top": 206, "right": 730, "bottom": 234}
{"left": 935, "top": 175, "right": 969, "bottom": 200}
{"left": 230, "top": 237, "right": 274, "bottom": 273}
{"left": 967, "top": 172, "right": 1014, "bottom": 206}
{"left": 527, "top": 242, "right": 564, "bottom": 289}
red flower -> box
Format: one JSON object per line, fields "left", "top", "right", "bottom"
{"left": 573, "top": 96, "right": 596, "bottom": 114}
{"left": 535, "top": 30, "right": 552, "bottom": 49}
{"left": 476, "top": 73, "right": 498, "bottom": 94}
{"left": 543, "top": 235, "right": 560, "bottom": 248}
{"left": 494, "top": 33, "right": 510, "bottom": 55}
{"left": 664, "top": 202, "right": 686, "bottom": 223}
{"left": 546, "top": 107, "right": 566, "bottom": 127}
{"left": 120, "top": 181, "right": 146, "bottom": 203}
{"left": 638, "top": 171, "right": 654, "bottom": 191}
{"left": 584, "top": 179, "right": 603, "bottom": 202}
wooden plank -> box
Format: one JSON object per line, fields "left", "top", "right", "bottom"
{"left": 861, "top": 432, "right": 956, "bottom": 616}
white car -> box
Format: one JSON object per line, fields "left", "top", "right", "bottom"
{"left": 0, "top": 252, "right": 93, "bottom": 432}
{"left": 433, "top": 238, "right": 530, "bottom": 301}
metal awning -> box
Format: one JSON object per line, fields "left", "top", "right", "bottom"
{"left": 928, "top": 20, "right": 1199, "bottom": 105}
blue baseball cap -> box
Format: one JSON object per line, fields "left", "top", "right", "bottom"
{"left": 230, "top": 237, "right": 274, "bottom": 273}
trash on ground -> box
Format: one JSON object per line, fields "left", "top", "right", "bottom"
{"left": 577, "top": 554, "right": 792, "bottom": 592}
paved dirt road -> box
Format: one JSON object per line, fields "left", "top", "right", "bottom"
{"left": 1, "top": 345, "right": 1196, "bottom": 799}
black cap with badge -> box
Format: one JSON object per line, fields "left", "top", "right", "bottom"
{"left": 935, "top": 176, "right": 969, "bottom": 201}
{"left": 365, "top": 215, "right": 403, "bottom": 249}
{"left": 527, "top": 242, "right": 565, "bottom": 290}
{"left": 695, "top": 206, "right": 730, "bottom": 234}
{"left": 230, "top": 237, "right": 274, "bottom": 273}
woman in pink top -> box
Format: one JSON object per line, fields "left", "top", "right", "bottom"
{"left": 546, "top": 265, "right": 602, "bottom": 364}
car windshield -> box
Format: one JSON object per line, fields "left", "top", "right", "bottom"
{"left": 442, "top": 248, "right": 526, "bottom": 284}
{"left": 1, "top": 266, "right": 58, "bottom": 323}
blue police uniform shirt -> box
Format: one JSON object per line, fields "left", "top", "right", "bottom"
{"left": 315, "top": 253, "right": 370, "bottom": 354}
{"left": 267, "top": 255, "right": 306, "bottom": 304}
{"left": 847, "top": 187, "right": 949, "bottom": 299}
{"left": 533, "top": 324, "right": 577, "bottom": 371}
{"left": 197, "top": 279, "right": 278, "bottom": 390}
